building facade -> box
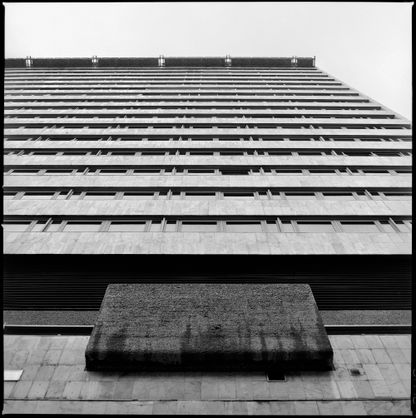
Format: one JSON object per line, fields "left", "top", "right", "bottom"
{"left": 3, "top": 56, "right": 413, "bottom": 415}
{"left": 3, "top": 56, "right": 412, "bottom": 311}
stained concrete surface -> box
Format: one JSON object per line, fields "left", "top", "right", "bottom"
{"left": 4, "top": 310, "right": 411, "bottom": 326}
{"left": 85, "top": 283, "right": 333, "bottom": 371}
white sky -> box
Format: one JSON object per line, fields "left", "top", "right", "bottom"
{"left": 4, "top": 2, "right": 413, "bottom": 120}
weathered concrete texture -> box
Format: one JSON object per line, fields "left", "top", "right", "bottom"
{"left": 4, "top": 138, "right": 412, "bottom": 151}
{"left": 3, "top": 310, "right": 412, "bottom": 326}
{"left": 4, "top": 231, "right": 412, "bottom": 255}
{"left": 85, "top": 283, "right": 333, "bottom": 371}
{"left": 4, "top": 199, "right": 412, "bottom": 217}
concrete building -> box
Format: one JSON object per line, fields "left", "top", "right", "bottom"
{"left": 3, "top": 57, "right": 412, "bottom": 415}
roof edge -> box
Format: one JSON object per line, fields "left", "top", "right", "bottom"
{"left": 5, "top": 56, "right": 316, "bottom": 68}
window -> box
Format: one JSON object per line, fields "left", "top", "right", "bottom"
{"left": 226, "top": 221, "right": 262, "bottom": 232}
{"left": 220, "top": 169, "right": 250, "bottom": 175}
{"left": 383, "top": 192, "right": 412, "bottom": 200}
{"left": 297, "top": 221, "right": 334, "bottom": 232}
{"left": 363, "top": 169, "right": 390, "bottom": 175}
{"left": 275, "top": 169, "right": 302, "bottom": 174}
{"left": 187, "top": 169, "right": 216, "bottom": 174}
{"left": 100, "top": 169, "right": 127, "bottom": 175}
{"left": 123, "top": 192, "right": 155, "bottom": 199}
{"left": 108, "top": 221, "right": 147, "bottom": 232}
{"left": 21, "top": 192, "right": 55, "bottom": 200}
{"left": 298, "top": 151, "right": 324, "bottom": 156}
{"left": 32, "top": 151, "right": 57, "bottom": 155}
{"left": 3, "top": 222, "right": 31, "bottom": 231}
{"left": 84, "top": 193, "right": 116, "bottom": 200}
{"left": 322, "top": 192, "right": 353, "bottom": 200}
{"left": 141, "top": 151, "right": 166, "bottom": 156}
{"left": 223, "top": 192, "right": 254, "bottom": 199}
{"left": 220, "top": 151, "right": 245, "bottom": 156}
{"left": 181, "top": 221, "right": 217, "bottom": 232}
{"left": 11, "top": 169, "right": 39, "bottom": 175}
{"left": 267, "top": 151, "right": 291, "bottom": 156}
{"left": 45, "top": 169, "right": 74, "bottom": 175}
{"left": 133, "top": 169, "right": 160, "bottom": 175}
{"left": 184, "top": 192, "right": 216, "bottom": 199}
{"left": 111, "top": 151, "right": 136, "bottom": 156}
{"left": 64, "top": 151, "right": 88, "bottom": 155}
{"left": 340, "top": 221, "right": 379, "bottom": 232}
{"left": 374, "top": 151, "right": 402, "bottom": 157}
{"left": 189, "top": 151, "right": 214, "bottom": 156}
{"left": 63, "top": 222, "right": 102, "bottom": 232}
{"left": 309, "top": 169, "right": 335, "bottom": 174}
{"left": 343, "top": 151, "right": 372, "bottom": 156}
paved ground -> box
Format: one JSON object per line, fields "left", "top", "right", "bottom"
{"left": 3, "top": 310, "right": 412, "bottom": 326}
{"left": 3, "top": 334, "right": 412, "bottom": 415}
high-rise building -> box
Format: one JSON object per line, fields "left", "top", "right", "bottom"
{"left": 3, "top": 57, "right": 412, "bottom": 414}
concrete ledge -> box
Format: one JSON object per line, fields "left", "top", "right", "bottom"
{"left": 85, "top": 283, "right": 333, "bottom": 371}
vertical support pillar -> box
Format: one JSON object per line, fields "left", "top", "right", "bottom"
{"left": 225, "top": 55, "right": 232, "bottom": 67}
{"left": 92, "top": 56, "right": 99, "bottom": 67}
{"left": 158, "top": 55, "right": 165, "bottom": 67}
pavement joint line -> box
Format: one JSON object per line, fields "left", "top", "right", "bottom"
{"left": 5, "top": 397, "right": 410, "bottom": 402}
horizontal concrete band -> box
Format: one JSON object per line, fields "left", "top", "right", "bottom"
{"left": 4, "top": 117, "right": 408, "bottom": 126}
{"left": 4, "top": 155, "right": 412, "bottom": 166}
{"left": 4, "top": 231, "right": 411, "bottom": 255}
{"left": 5, "top": 199, "right": 411, "bottom": 217}
{"left": 4, "top": 95, "right": 368, "bottom": 101}
{"left": 4, "top": 141, "right": 412, "bottom": 150}
{"left": 5, "top": 68, "right": 321, "bottom": 73}
{"left": 3, "top": 109, "right": 397, "bottom": 116}
{"left": 4, "top": 175, "right": 411, "bottom": 188}
{"left": 4, "top": 128, "right": 411, "bottom": 137}
{"left": 3, "top": 101, "right": 384, "bottom": 108}
{"left": 5, "top": 89, "right": 355, "bottom": 94}
{"left": 5, "top": 83, "right": 345, "bottom": 88}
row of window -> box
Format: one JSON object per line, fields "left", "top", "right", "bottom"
{"left": 5, "top": 149, "right": 410, "bottom": 157}
{"left": 4, "top": 167, "right": 411, "bottom": 176}
{"left": 4, "top": 190, "right": 411, "bottom": 201}
{"left": 4, "top": 136, "right": 411, "bottom": 143}
{"left": 6, "top": 88, "right": 354, "bottom": 94}
{"left": 5, "top": 105, "right": 382, "bottom": 111}
{"left": 4, "top": 114, "right": 397, "bottom": 120}
{"left": 3, "top": 218, "right": 412, "bottom": 233}
{"left": 6, "top": 86, "right": 347, "bottom": 92}
{"left": 4, "top": 123, "right": 409, "bottom": 130}
{"left": 5, "top": 95, "right": 370, "bottom": 102}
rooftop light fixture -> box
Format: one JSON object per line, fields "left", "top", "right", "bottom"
{"left": 158, "top": 55, "right": 165, "bottom": 67}
{"left": 25, "top": 56, "right": 33, "bottom": 68}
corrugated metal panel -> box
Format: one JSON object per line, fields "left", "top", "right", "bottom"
{"left": 3, "top": 272, "right": 411, "bottom": 310}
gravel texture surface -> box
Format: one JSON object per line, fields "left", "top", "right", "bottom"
{"left": 85, "top": 283, "right": 332, "bottom": 371}
{"left": 3, "top": 310, "right": 411, "bottom": 326}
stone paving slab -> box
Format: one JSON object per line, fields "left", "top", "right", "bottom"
{"left": 4, "top": 334, "right": 411, "bottom": 407}
{"left": 2, "top": 400, "right": 412, "bottom": 415}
